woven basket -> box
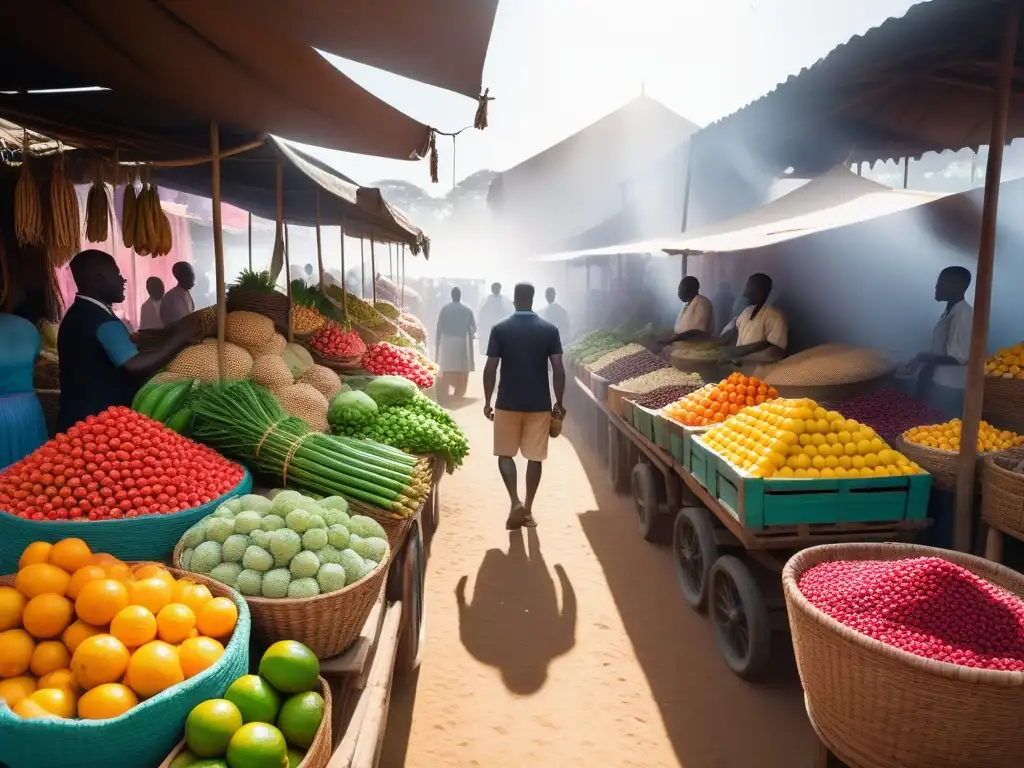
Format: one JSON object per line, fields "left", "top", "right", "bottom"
{"left": 157, "top": 676, "right": 332, "bottom": 768}
{"left": 227, "top": 287, "right": 290, "bottom": 330}
{"left": 893, "top": 435, "right": 993, "bottom": 494}
{"left": 983, "top": 375, "right": 1024, "bottom": 434}
{"left": 0, "top": 470, "right": 252, "bottom": 573}
{"left": 347, "top": 498, "right": 413, "bottom": 550}
{"left": 33, "top": 351, "right": 60, "bottom": 390}
{"left": 981, "top": 451, "right": 1024, "bottom": 541}
{"left": 783, "top": 543, "right": 1024, "bottom": 768}
{"left": 35, "top": 388, "right": 59, "bottom": 438}
{"left": 0, "top": 567, "right": 249, "bottom": 768}
{"left": 173, "top": 537, "right": 388, "bottom": 660}
{"left": 307, "top": 345, "right": 365, "bottom": 373}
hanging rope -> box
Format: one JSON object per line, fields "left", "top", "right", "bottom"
{"left": 423, "top": 91, "right": 494, "bottom": 185}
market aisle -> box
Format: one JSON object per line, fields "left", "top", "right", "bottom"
{"left": 381, "top": 380, "right": 816, "bottom": 768}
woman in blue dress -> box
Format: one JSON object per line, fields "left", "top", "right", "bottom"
{"left": 0, "top": 313, "right": 48, "bottom": 468}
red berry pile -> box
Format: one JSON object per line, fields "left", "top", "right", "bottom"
{"left": 363, "top": 342, "right": 435, "bottom": 389}
{"left": 799, "top": 557, "right": 1024, "bottom": 671}
{"left": 0, "top": 407, "right": 245, "bottom": 521}
{"left": 307, "top": 323, "right": 366, "bottom": 360}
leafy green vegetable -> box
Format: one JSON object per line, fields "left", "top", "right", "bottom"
{"left": 329, "top": 390, "right": 379, "bottom": 428}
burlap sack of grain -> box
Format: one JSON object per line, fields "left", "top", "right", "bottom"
{"left": 755, "top": 344, "right": 895, "bottom": 386}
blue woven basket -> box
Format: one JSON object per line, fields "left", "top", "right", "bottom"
{"left": 0, "top": 469, "right": 251, "bottom": 573}
{"left": 0, "top": 569, "right": 250, "bottom": 768}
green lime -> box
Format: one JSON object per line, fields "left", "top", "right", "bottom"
{"left": 286, "top": 748, "right": 304, "bottom": 768}
{"left": 226, "top": 722, "right": 289, "bottom": 768}
{"left": 277, "top": 691, "right": 324, "bottom": 750}
{"left": 189, "top": 761, "right": 229, "bottom": 768}
{"left": 169, "top": 750, "right": 198, "bottom": 768}
{"left": 258, "top": 641, "right": 319, "bottom": 695}
{"left": 225, "top": 674, "right": 282, "bottom": 724}
{"left": 186, "top": 699, "right": 244, "bottom": 758}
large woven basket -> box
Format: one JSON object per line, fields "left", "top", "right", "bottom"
{"left": 173, "top": 537, "right": 388, "bottom": 660}
{"left": 982, "top": 451, "right": 1024, "bottom": 542}
{"left": 158, "top": 676, "right": 332, "bottom": 768}
{"left": 983, "top": 375, "right": 1024, "bottom": 434}
{"left": 348, "top": 498, "right": 413, "bottom": 550}
{"left": 227, "top": 287, "right": 290, "bottom": 330}
{"left": 0, "top": 470, "right": 252, "bottom": 573}
{"left": 783, "top": 543, "right": 1024, "bottom": 768}
{"left": 307, "top": 345, "right": 365, "bottom": 373}
{"left": 894, "top": 435, "right": 988, "bottom": 494}
{"left": 0, "top": 567, "right": 249, "bottom": 768}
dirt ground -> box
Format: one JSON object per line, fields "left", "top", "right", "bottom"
{"left": 380, "top": 380, "right": 817, "bottom": 767}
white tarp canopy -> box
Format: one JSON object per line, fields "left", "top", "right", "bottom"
{"left": 534, "top": 166, "right": 946, "bottom": 263}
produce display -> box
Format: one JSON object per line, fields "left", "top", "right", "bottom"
{"left": 189, "top": 381, "right": 433, "bottom": 516}
{"left": 14, "top": 154, "right": 43, "bottom": 247}
{"left": 231, "top": 269, "right": 279, "bottom": 294}
{"left": 668, "top": 340, "right": 721, "bottom": 360}
{"left": 628, "top": 384, "right": 704, "bottom": 411}
{"left": 132, "top": 377, "right": 200, "bottom": 435}
{"left": 84, "top": 181, "right": 110, "bottom": 244}
{"left": 903, "top": 420, "right": 1024, "bottom": 452}
{"left": 586, "top": 343, "right": 644, "bottom": 372}
{"left": 663, "top": 373, "right": 779, "bottom": 427}
{"left": 594, "top": 350, "right": 666, "bottom": 385}
{"left": 306, "top": 323, "right": 366, "bottom": 361}
{"left": 986, "top": 342, "right": 1024, "bottom": 379}
{"left": 175, "top": 641, "right": 323, "bottom": 768}
{"left": 322, "top": 284, "right": 388, "bottom": 330}
{"left": 758, "top": 344, "right": 895, "bottom": 387}
{"left": 373, "top": 301, "right": 401, "bottom": 320}
{"left": 396, "top": 312, "right": 427, "bottom": 344}
{"left": 168, "top": 342, "right": 254, "bottom": 384}
{"left": 363, "top": 342, "right": 436, "bottom": 389}
{"left": 565, "top": 331, "right": 625, "bottom": 365}
{"left": 798, "top": 557, "right": 1024, "bottom": 671}
{"left": 374, "top": 274, "right": 422, "bottom": 312}
{"left": 701, "top": 397, "right": 924, "bottom": 479}
{"left": 290, "top": 305, "right": 326, "bottom": 336}
{"left": 0, "top": 540, "right": 237, "bottom": 719}
{"left": 177, "top": 490, "right": 387, "bottom": 598}
{"left": 821, "top": 389, "right": 945, "bottom": 446}
{"left": 122, "top": 183, "right": 173, "bottom": 258}
{"left": 0, "top": 407, "right": 244, "bottom": 521}
{"left": 616, "top": 368, "right": 702, "bottom": 394}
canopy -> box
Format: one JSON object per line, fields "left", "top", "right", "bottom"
{"left": 0, "top": 1, "right": 432, "bottom": 160}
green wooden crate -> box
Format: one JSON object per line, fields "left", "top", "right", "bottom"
{"left": 620, "top": 399, "right": 636, "bottom": 426}
{"left": 652, "top": 412, "right": 672, "bottom": 451}
{"left": 631, "top": 406, "right": 656, "bottom": 443}
{"left": 667, "top": 419, "right": 687, "bottom": 464}
{"left": 688, "top": 438, "right": 932, "bottom": 529}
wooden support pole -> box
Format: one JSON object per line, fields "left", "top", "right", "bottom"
{"left": 315, "top": 190, "right": 325, "bottom": 287}
{"left": 903, "top": 157, "right": 910, "bottom": 189}
{"left": 679, "top": 140, "right": 693, "bottom": 233}
{"left": 389, "top": 242, "right": 394, "bottom": 282}
{"left": 247, "top": 211, "right": 252, "bottom": 269}
{"left": 210, "top": 121, "right": 227, "bottom": 381}
{"left": 274, "top": 156, "right": 284, "bottom": 282}
{"left": 370, "top": 235, "right": 378, "bottom": 303}
{"left": 401, "top": 245, "right": 406, "bottom": 307}
{"left": 284, "top": 223, "right": 293, "bottom": 342}
{"left": 954, "top": 2, "right": 1020, "bottom": 553}
{"left": 339, "top": 219, "right": 349, "bottom": 324}
{"left": 360, "top": 238, "right": 366, "bottom": 299}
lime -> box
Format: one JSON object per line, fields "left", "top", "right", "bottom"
{"left": 286, "top": 748, "right": 304, "bottom": 768}
{"left": 226, "top": 722, "right": 289, "bottom": 768}
{"left": 258, "top": 641, "right": 319, "bottom": 694}
{"left": 277, "top": 692, "right": 324, "bottom": 750}
{"left": 190, "top": 761, "right": 230, "bottom": 768}
{"left": 169, "top": 750, "right": 198, "bottom": 768}
{"left": 186, "top": 699, "right": 244, "bottom": 758}
{"left": 225, "top": 674, "right": 282, "bottom": 724}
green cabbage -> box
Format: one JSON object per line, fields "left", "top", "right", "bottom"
{"left": 364, "top": 375, "right": 419, "bottom": 406}
{"left": 328, "top": 390, "right": 379, "bottom": 429}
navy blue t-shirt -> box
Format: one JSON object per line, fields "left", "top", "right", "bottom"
{"left": 487, "top": 311, "right": 562, "bottom": 412}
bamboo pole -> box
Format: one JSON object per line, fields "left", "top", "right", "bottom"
{"left": 247, "top": 211, "right": 252, "bottom": 269}
{"left": 953, "top": 2, "right": 1020, "bottom": 553}
{"left": 401, "top": 245, "right": 406, "bottom": 307}
{"left": 389, "top": 242, "right": 394, "bottom": 282}
{"left": 339, "top": 218, "right": 349, "bottom": 323}
{"left": 679, "top": 140, "right": 694, "bottom": 232}
{"left": 360, "top": 238, "right": 366, "bottom": 298}
{"left": 903, "top": 157, "right": 910, "bottom": 189}
{"left": 370, "top": 234, "right": 378, "bottom": 303}
{"left": 210, "top": 121, "right": 227, "bottom": 381}
{"left": 284, "top": 223, "right": 293, "bottom": 342}
{"left": 315, "top": 190, "right": 324, "bottom": 287}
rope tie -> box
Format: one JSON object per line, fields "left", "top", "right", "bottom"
{"left": 474, "top": 88, "right": 493, "bottom": 131}
{"left": 282, "top": 432, "right": 314, "bottom": 487}
{"left": 255, "top": 419, "right": 288, "bottom": 458}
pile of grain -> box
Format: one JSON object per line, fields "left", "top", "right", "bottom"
{"left": 617, "top": 368, "right": 703, "bottom": 394}
{"left": 759, "top": 344, "right": 895, "bottom": 386}
{"left": 586, "top": 343, "right": 645, "bottom": 372}
{"left": 595, "top": 350, "right": 666, "bottom": 385}
{"left": 630, "top": 384, "right": 703, "bottom": 410}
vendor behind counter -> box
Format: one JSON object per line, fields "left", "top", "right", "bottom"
{"left": 720, "top": 272, "right": 788, "bottom": 365}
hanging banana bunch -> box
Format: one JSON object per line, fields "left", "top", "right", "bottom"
{"left": 85, "top": 168, "right": 110, "bottom": 243}
{"left": 128, "top": 180, "right": 173, "bottom": 258}
{"left": 122, "top": 176, "right": 138, "bottom": 249}
{"left": 48, "top": 150, "right": 81, "bottom": 267}
{"left": 14, "top": 132, "right": 43, "bottom": 247}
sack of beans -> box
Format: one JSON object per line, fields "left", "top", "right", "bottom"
{"left": 618, "top": 368, "right": 702, "bottom": 394}
{"left": 759, "top": 344, "right": 895, "bottom": 386}
{"left": 585, "top": 343, "right": 646, "bottom": 372}
{"left": 595, "top": 350, "right": 666, "bottom": 385}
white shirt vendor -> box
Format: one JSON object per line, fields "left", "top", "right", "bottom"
{"left": 674, "top": 294, "right": 714, "bottom": 336}
{"left": 723, "top": 304, "right": 788, "bottom": 357}
{"left": 930, "top": 299, "right": 972, "bottom": 389}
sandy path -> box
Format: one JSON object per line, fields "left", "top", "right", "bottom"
{"left": 380, "top": 380, "right": 816, "bottom": 767}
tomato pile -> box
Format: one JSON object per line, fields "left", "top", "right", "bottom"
{"left": 0, "top": 407, "right": 245, "bottom": 521}
{"left": 799, "top": 557, "right": 1024, "bottom": 671}
{"left": 363, "top": 342, "right": 435, "bottom": 388}
{"left": 307, "top": 322, "right": 365, "bottom": 360}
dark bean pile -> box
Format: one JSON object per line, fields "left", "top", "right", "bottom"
{"left": 630, "top": 384, "right": 702, "bottom": 410}
{"left": 595, "top": 350, "right": 666, "bottom": 385}
{"left": 822, "top": 388, "right": 945, "bottom": 445}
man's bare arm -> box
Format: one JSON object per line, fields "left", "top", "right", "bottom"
{"left": 483, "top": 357, "right": 499, "bottom": 418}
{"left": 550, "top": 354, "right": 565, "bottom": 413}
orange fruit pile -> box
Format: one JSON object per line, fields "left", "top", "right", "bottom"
{"left": 0, "top": 538, "right": 237, "bottom": 721}
{"left": 663, "top": 373, "right": 779, "bottom": 427}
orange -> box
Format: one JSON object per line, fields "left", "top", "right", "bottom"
{"left": 12, "top": 697, "right": 58, "bottom": 719}
{"left": 133, "top": 564, "right": 176, "bottom": 587}
{"left": 103, "top": 562, "right": 135, "bottom": 585}
{"left": 196, "top": 597, "right": 238, "bottom": 640}
{"left": 23, "top": 593, "right": 74, "bottom": 639}
{"left": 0, "top": 585, "right": 27, "bottom": 631}
{"left": 110, "top": 605, "right": 158, "bottom": 648}
{"left": 62, "top": 620, "right": 104, "bottom": 654}
{"left": 67, "top": 565, "right": 108, "bottom": 600}
{"left": 38, "top": 669, "right": 78, "bottom": 696}
{"left": 48, "top": 538, "right": 93, "bottom": 574}
{"left": 0, "top": 676, "right": 36, "bottom": 708}
{"left": 75, "top": 579, "right": 130, "bottom": 626}
{"left": 18, "top": 541, "right": 54, "bottom": 570}
{"left": 179, "top": 636, "right": 225, "bottom": 679}
{"left": 70, "top": 634, "right": 130, "bottom": 690}
{"left": 88, "top": 553, "right": 120, "bottom": 567}
{"left": 26, "top": 686, "right": 76, "bottom": 718}
{"left": 157, "top": 603, "right": 196, "bottom": 644}
{"left": 29, "top": 640, "right": 71, "bottom": 677}
{"left": 14, "top": 562, "right": 71, "bottom": 598}
{"left": 78, "top": 682, "right": 138, "bottom": 720}
{"left": 125, "top": 640, "right": 184, "bottom": 699}
{"left": 175, "top": 582, "right": 213, "bottom": 616}
{"left": 0, "top": 628, "right": 35, "bottom": 677}
{"left": 130, "top": 578, "right": 173, "bottom": 614}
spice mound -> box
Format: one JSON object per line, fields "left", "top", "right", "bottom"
{"left": 799, "top": 557, "right": 1024, "bottom": 671}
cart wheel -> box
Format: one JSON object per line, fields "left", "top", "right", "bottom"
{"left": 397, "top": 519, "right": 426, "bottom": 676}
{"left": 709, "top": 555, "right": 771, "bottom": 679}
{"left": 631, "top": 462, "right": 664, "bottom": 541}
{"left": 608, "top": 422, "right": 632, "bottom": 494}
{"left": 673, "top": 506, "right": 718, "bottom": 611}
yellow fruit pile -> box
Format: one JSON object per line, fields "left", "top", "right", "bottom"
{"left": 702, "top": 398, "right": 924, "bottom": 480}
{"left": 904, "top": 419, "right": 1024, "bottom": 452}
{"left": 985, "top": 343, "right": 1024, "bottom": 379}
{"left": 0, "top": 538, "right": 237, "bottom": 721}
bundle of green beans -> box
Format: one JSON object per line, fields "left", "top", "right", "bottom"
{"left": 190, "top": 380, "right": 432, "bottom": 517}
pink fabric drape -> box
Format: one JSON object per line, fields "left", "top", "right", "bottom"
{"left": 58, "top": 186, "right": 195, "bottom": 329}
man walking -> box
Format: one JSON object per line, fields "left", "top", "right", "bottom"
{"left": 478, "top": 282, "right": 512, "bottom": 354}
{"left": 483, "top": 283, "right": 566, "bottom": 529}
{"left": 160, "top": 262, "right": 196, "bottom": 327}
{"left": 539, "top": 286, "right": 570, "bottom": 343}
{"left": 435, "top": 286, "right": 477, "bottom": 400}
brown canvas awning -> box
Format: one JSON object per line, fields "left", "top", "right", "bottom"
{"left": 0, "top": 1, "right": 432, "bottom": 160}
{"left": 209, "top": 0, "right": 500, "bottom": 100}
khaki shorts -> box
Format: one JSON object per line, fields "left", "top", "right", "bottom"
{"left": 493, "top": 409, "right": 551, "bottom": 462}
